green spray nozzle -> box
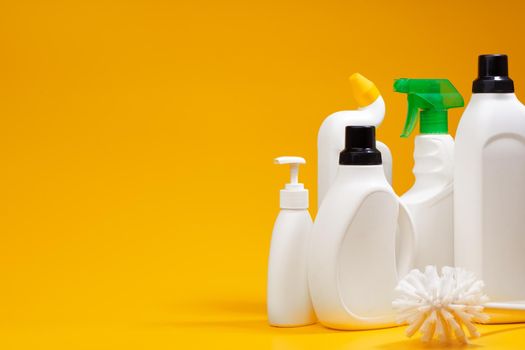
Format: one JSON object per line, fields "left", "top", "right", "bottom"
{"left": 394, "top": 79, "right": 464, "bottom": 138}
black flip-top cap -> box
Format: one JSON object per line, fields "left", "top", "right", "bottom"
{"left": 339, "top": 126, "right": 382, "bottom": 166}
{"left": 473, "top": 54, "right": 514, "bottom": 93}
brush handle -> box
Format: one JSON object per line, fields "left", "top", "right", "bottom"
{"left": 485, "top": 302, "right": 525, "bottom": 311}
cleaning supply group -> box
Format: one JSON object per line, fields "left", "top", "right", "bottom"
{"left": 267, "top": 54, "right": 525, "bottom": 330}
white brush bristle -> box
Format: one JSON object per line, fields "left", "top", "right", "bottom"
{"left": 393, "top": 266, "right": 490, "bottom": 344}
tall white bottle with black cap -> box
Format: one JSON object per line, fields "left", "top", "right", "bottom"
{"left": 267, "top": 156, "right": 316, "bottom": 327}
{"left": 455, "top": 54, "right": 525, "bottom": 323}
{"left": 309, "top": 126, "right": 414, "bottom": 330}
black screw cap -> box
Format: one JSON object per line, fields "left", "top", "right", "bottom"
{"left": 339, "top": 126, "right": 382, "bottom": 166}
{"left": 473, "top": 54, "right": 514, "bottom": 93}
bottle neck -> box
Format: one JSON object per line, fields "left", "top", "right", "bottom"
{"left": 470, "top": 92, "right": 517, "bottom": 102}
{"left": 411, "top": 134, "right": 454, "bottom": 191}
{"left": 467, "top": 93, "right": 522, "bottom": 111}
{"left": 420, "top": 110, "right": 448, "bottom": 135}
{"left": 358, "top": 96, "right": 385, "bottom": 126}
{"left": 337, "top": 164, "right": 386, "bottom": 180}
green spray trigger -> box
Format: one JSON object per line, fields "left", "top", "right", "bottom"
{"left": 394, "top": 79, "right": 464, "bottom": 137}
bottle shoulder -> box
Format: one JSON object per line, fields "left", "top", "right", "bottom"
{"left": 317, "top": 182, "right": 395, "bottom": 222}
{"left": 455, "top": 98, "right": 525, "bottom": 176}
{"left": 402, "top": 183, "right": 452, "bottom": 206}
{"left": 460, "top": 95, "right": 525, "bottom": 128}
{"left": 274, "top": 209, "right": 312, "bottom": 229}
{"left": 315, "top": 166, "right": 394, "bottom": 223}
{"left": 457, "top": 96, "right": 525, "bottom": 148}
{"left": 333, "top": 166, "right": 391, "bottom": 190}
{"left": 276, "top": 209, "right": 312, "bottom": 220}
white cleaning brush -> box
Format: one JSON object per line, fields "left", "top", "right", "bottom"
{"left": 392, "top": 266, "right": 490, "bottom": 344}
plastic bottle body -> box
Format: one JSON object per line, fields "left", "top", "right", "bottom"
{"left": 267, "top": 209, "right": 316, "bottom": 327}
{"left": 455, "top": 93, "right": 525, "bottom": 322}
{"left": 317, "top": 97, "right": 392, "bottom": 207}
{"left": 308, "top": 165, "right": 414, "bottom": 330}
{"left": 402, "top": 134, "right": 454, "bottom": 269}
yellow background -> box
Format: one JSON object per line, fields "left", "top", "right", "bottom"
{"left": 1, "top": 0, "right": 525, "bottom": 348}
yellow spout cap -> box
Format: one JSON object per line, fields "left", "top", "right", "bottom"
{"left": 349, "top": 73, "right": 380, "bottom": 108}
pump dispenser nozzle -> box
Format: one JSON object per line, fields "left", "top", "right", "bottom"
{"left": 274, "top": 156, "right": 308, "bottom": 209}
{"left": 394, "top": 79, "right": 464, "bottom": 137}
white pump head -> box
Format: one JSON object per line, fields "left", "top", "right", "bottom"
{"left": 274, "top": 156, "right": 308, "bottom": 209}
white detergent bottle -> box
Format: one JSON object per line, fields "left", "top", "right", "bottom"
{"left": 267, "top": 156, "right": 316, "bottom": 327}
{"left": 309, "top": 126, "right": 415, "bottom": 330}
{"left": 318, "top": 73, "right": 392, "bottom": 207}
{"left": 394, "top": 78, "right": 464, "bottom": 269}
{"left": 455, "top": 54, "right": 525, "bottom": 323}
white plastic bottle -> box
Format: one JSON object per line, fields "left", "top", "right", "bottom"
{"left": 393, "top": 78, "right": 464, "bottom": 269}
{"left": 309, "top": 126, "right": 414, "bottom": 330}
{"left": 455, "top": 54, "right": 525, "bottom": 322}
{"left": 318, "top": 73, "right": 392, "bottom": 207}
{"left": 402, "top": 135, "right": 454, "bottom": 269}
{"left": 267, "top": 156, "right": 316, "bottom": 327}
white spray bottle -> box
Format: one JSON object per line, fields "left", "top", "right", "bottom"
{"left": 267, "top": 157, "right": 316, "bottom": 327}
{"left": 318, "top": 73, "right": 392, "bottom": 207}
{"left": 309, "top": 126, "right": 414, "bottom": 330}
{"left": 394, "top": 78, "right": 464, "bottom": 269}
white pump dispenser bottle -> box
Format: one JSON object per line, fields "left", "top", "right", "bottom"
{"left": 318, "top": 73, "right": 392, "bottom": 207}
{"left": 267, "top": 157, "right": 316, "bottom": 327}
